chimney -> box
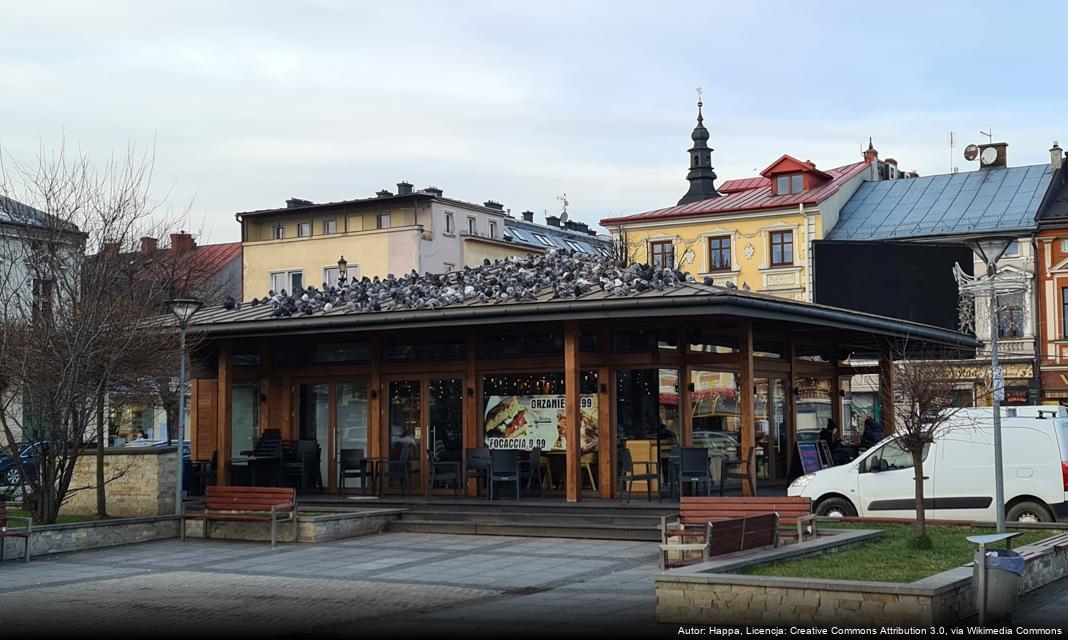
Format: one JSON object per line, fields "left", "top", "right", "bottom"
{"left": 376, "top": 189, "right": 393, "bottom": 198}
{"left": 863, "top": 137, "right": 878, "bottom": 164}
{"left": 139, "top": 237, "right": 158, "bottom": 254}
{"left": 170, "top": 231, "right": 196, "bottom": 253}
{"left": 545, "top": 214, "right": 560, "bottom": 228}
{"left": 396, "top": 181, "right": 413, "bottom": 195}
{"left": 521, "top": 210, "right": 535, "bottom": 222}
{"left": 101, "top": 241, "right": 120, "bottom": 258}
{"left": 422, "top": 186, "right": 443, "bottom": 197}
{"left": 1052, "top": 142, "right": 1064, "bottom": 171}
{"left": 286, "top": 198, "right": 313, "bottom": 208}
{"left": 483, "top": 200, "right": 504, "bottom": 211}
{"left": 978, "top": 142, "right": 1009, "bottom": 169}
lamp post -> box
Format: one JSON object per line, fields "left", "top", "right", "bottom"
{"left": 169, "top": 297, "right": 203, "bottom": 517}
{"left": 337, "top": 255, "right": 348, "bottom": 286}
{"left": 968, "top": 236, "right": 1016, "bottom": 533}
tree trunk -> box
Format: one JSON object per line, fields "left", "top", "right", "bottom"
{"left": 95, "top": 389, "right": 108, "bottom": 517}
{"left": 911, "top": 448, "right": 927, "bottom": 540}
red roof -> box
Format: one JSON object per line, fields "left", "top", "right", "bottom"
{"left": 600, "top": 160, "right": 867, "bottom": 226}
{"left": 185, "top": 242, "right": 242, "bottom": 288}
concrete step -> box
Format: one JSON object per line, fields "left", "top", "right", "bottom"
{"left": 387, "top": 519, "right": 661, "bottom": 541}
{"left": 397, "top": 510, "right": 661, "bottom": 528}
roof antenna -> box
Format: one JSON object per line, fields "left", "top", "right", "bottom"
{"left": 980, "top": 129, "right": 993, "bottom": 144}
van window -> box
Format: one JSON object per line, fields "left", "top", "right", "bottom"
{"left": 863, "top": 439, "right": 929, "bottom": 473}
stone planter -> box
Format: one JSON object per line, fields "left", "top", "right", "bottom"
{"left": 180, "top": 508, "right": 404, "bottom": 544}
{"left": 1, "top": 515, "right": 179, "bottom": 561}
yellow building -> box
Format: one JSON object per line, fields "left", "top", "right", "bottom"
{"left": 238, "top": 183, "right": 608, "bottom": 298}
{"left": 600, "top": 104, "right": 902, "bottom": 301}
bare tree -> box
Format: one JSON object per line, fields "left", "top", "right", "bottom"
{"left": 0, "top": 143, "right": 186, "bottom": 524}
{"left": 890, "top": 343, "right": 986, "bottom": 546}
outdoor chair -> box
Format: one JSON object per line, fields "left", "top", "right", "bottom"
{"left": 488, "top": 449, "right": 521, "bottom": 500}
{"left": 427, "top": 448, "right": 462, "bottom": 496}
{"left": 678, "top": 447, "right": 712, "bottom": 497}
{"left": 282, "top": 440, "right": 320, "bottom": 490}
{"left": 385, "top": 444, "right": 413, "bottom": 495}
{"left": 721, "top": 445, "right": 758, "bottom": 496}
{"left": 618, "top": 447, "right": 660, "bottom": 503}
{"left": 665, "top": 446, "right": 681, "bottom": 499}
{"left": 465, "top": 447, "right": 492, "bottom": 497}
{"left": 338, "top": 448, "right": 369, "bottom": 496}
{"left": 190, "top": 450, "right": 218, "bottom": 496}
{"left": 520, "top": 447, "right": 544, "bottom": 497}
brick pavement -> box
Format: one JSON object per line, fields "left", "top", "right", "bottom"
{"left": 0, "top": 533, "right": 668, "bottom": 638}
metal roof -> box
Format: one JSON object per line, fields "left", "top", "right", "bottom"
{"left": 501, "top": 219, "right": 611, "bottom": 257}
{"left": 1037, "top": 168, "right": 1068, "bottom": 224}
{"left": 171, "top": 281, "right": 978, "bottom": 355}
{"left": 827, "top": 164, "right": 1052, "bottom": 241}
{"left": 600, "top": 161, "right": 867, "bottom": 226}
{"left": 0, "top": 195, "right": 82, "bottom": 234}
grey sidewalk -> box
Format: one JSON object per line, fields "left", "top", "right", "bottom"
{"left": 0, "top": 533, "right": 670, "bottom": 638}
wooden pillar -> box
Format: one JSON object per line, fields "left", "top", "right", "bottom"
{"left": 564, "top": 322, "right": 581, "bottom": 503}
{"left": 464, "top": 335, "right": 479, "bottom": 496}
{"left": 879, "top": 348, "right": 895, "bottom": 435}
{"left": 216, "top": 341, "right": 232, "bottom": 485}
{"left": 369, "top": 337, "right": 383, "bottom": 460}
{"left": 597, "top": 365, "right": 613, "bottom": 499}
{"left": 739, "top": 320, "right": 755, "bottom": 496}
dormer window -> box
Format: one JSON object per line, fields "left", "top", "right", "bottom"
{"left": 775, "top": 174, "right": 804, "bottom": 195}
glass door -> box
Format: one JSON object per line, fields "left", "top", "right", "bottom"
{"left": 298, "top": 383, "right": 329, "bottom": 490}
{"left": 386, "top": 380, "right": 422, "bottom": 492}
{"left": 428, "top": 378, "right": 463, "bottom": 462}
{"left": 756, "top": 378, "right": 787, "bottom": 481}
{"left": 336, "top": 382, "right": 369, "bottom": 493}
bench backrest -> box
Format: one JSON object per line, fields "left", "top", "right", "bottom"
{"left": 204, "top": 486, "right": 296, "bottom": 512}
{"left": 707, "top": 513, "right": 778, "bottom": 556}
{"left": 680, "top": 496, "right": 811, "bottom": 526}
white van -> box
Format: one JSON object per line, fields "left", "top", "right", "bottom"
{"left": 787, "top": 405, "right": 1068, "bottom": 523}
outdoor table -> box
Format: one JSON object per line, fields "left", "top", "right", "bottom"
{"left": 364, "top": 457, "right": 389, "bottom": 496}
{"left": 245, "top": 455, "right": 281, "bottom": 487}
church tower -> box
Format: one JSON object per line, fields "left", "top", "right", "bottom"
{"left": 677, "top": 94, "right": 721, "bottom": 205}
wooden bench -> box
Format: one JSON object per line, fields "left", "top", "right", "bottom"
{"left": 659, "top": 513, "right": 779, "bottom": 570}
{"left": 181, "top": 486, "right": 297, "bottom": 548}
{"left": 660, "top": 496, "right": 815, "bottom": 546}
{"left": 0, "top": 500, "right": 32, "bottom": 563}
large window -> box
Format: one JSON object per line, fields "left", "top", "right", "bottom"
{"left": 650, "top": 240, "right": 675, "bottom": 269}
{"left": 489, "top": 220, "right": 498, "bottom": 238}
{"left": 377, "top": 213, "right": 391, "bottom": 229}
{"left": 467, "top": 217, "right": 477, "bottom": 234}
{"left": 444, "top": 211, "right": 455, "bottom": 235}
{"left": 231, "top": 383, "right": 260, "bottom": 459}
{"left": 272, "top": 224, "right": 285, "bottom": 240}
{"left": 1061, "top": 288, "right": 1068, "bottom": 338}
{"left": 323, "top": 266, "right": 340, "bottom": 288}
{"left": 998, "top": 292, "right": 1025, "bottom": 338}
{"left": 769, "top": 231, "right": 793, "bottom": 266}
{"left": 32, "top": 277, "right": 54, "bottom": 320}
{"left": 269, "top": 269, "right": 303, "bottom": 294}
{"left": 482, "top": 371, "right": 598, "bottom": 454}
{"left": 708, "top": 236, "right": 731, "bottom": 272}
{"left": 297, "top": 222, "right": 311, "bottom": 238}
{"left": 323, "top": 219, "right": 337, "bottom": 235}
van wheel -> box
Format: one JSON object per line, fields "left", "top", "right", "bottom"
{"left": 815, "top": 497, "right": 857, "bottom": 518}
{"left": 1007, "top": 501, "right": 1052, "bottom": 523}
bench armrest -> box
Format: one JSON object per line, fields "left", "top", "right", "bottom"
{"left": 659, "top": 514, "right": 682, "bottom": 542}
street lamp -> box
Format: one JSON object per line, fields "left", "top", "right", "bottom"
{"left": 337, "top": 255, "right": 348, "bottom": 285}
{"left": 169, "top": 297, "right": 203, "bottom": 517}
{"left": 966, "top": 236, "right": 1016, "bottom": 533}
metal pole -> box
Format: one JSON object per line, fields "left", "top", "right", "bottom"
{"left": 989, "top": 265, "right": 1006, "bottom": 533}
{"left": 175, "top": 323, "right": 187, "bottom": 517}
{"left": 976, "top": 541, "right": 988, "bottom": 624}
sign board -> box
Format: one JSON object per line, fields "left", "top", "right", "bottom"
{"left": 992, "top": 366, "right": 1005, "bottom": 402}
{"left": 818, "top": 441, "right": 834, "bottom": 468}
{"left": 484, "top": 395, "right": 598, "bottom": 451}
{"left": 797, "top": 442, "right": 822, "bottom": 475}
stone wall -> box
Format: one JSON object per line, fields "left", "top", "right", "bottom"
{"left": 181, "top": 509, "right": 402, "bottom": 543}
{"left": 1, "top": 516, "right": 179, "bottom": 561}
{"left": 60, "top": 447, "right": 177, "bottom": 517}
{"left": 655, "top": 531, "right": 1068, "bottom": 626}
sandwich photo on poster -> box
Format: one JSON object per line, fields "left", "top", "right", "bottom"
{"left": 484, "top": 395, "right": 598, "bottom": 451}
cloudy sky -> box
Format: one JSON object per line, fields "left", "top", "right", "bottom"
{"left": 1, "top": 1, "right": 1065, "bottom": 242}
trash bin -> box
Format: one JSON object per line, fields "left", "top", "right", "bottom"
{"left": 973, "top": 548, "right": 1025, "bottom": 618}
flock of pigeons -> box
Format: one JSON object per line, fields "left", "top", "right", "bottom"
{"left": 221, "top": 249, "right": 720, "bottom": 317}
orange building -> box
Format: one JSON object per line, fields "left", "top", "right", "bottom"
{"left": 1036, "top": 144, "right": 1068, "bottom": 402}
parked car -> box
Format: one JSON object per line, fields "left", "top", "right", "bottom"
{"left": 692, "top": 431, "right": 739, "bottom": 456}
{"left": 788, "top": 405, "right": 1068, "bottom": 523}
{"left": 0, "top": 442, "right": 46, "bottom": 486}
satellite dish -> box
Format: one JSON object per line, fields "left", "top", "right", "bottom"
{"left": 980, "top": 146, "right": 998, "bottom": 166}
{"left": 964, "top": 144, "right": 979, "bottom": 161}
{"left": 559, "top": 210, "right": 569, "bottom": 224}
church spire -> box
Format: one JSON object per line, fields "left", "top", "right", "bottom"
{"left": 678, "top": 89, "right": 721, "bottom": 205}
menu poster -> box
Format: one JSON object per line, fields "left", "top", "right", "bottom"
{"left": 484, "top": 395, "right": 598, "bottom": 452}
{"left": 797, "top": 442, "right": 823, "bottom": 475}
